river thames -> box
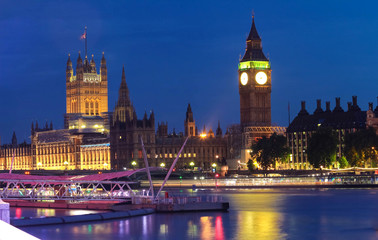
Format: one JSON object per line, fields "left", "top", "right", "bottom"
{"left": 14, "top": 188, "right": 378, "bottom": 239}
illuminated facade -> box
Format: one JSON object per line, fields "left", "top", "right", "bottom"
{"left": 64, "top": 52, "right": 109, "bottom": 133}
{"left": 32, "top": 129, "right": 110, "bottom": 170}
{"left": 0, "top": 127, "right": 111, "bottom": 171}
{"left": 0, "top": 143, "right": 32, "bottom": 170}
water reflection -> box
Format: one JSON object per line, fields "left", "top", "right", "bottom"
{"left": 20, "top": 189, "right": 378, "bottom": 240}
{"left": 10, "top": 207, "right": 104, "bottom": 219}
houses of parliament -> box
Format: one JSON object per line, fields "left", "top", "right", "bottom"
{"left": 4, "top": 16, "right": 374, "bottom": 171}
{"left": 1, "top": 17, "right": 276, "bottom": 171}
{"left": 0, "top": 48, "right": 230, "bottom": 171}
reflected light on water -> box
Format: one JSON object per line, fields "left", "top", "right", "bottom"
{"left": 215, "top": 216, "right": 224, "bottom": 240}
{"left": 200, "top": 216, "right": 213, "bottom": 239}
{"left": 37, "top": 208, "right": 56, "bottom": 217}
{"left": 143, "top": 215, "right": 148, "bottom": 236}
{"left": 236, "top": 211, "right": 285, "bottom": 240}
{"left": 187, "top": 221, "right": 198, "bottom": 238}
{"left": 15, "top": 208, "right": 22, "bottom": 219}
{"left": 160, "top": 224, "right": 168, "bottom": 235}
{"left": 232, "top": 191, "right": 287, "bottom": 240}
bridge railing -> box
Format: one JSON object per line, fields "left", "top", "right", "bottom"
{"left": 0, "top": 179, "right": 139, "bottom": 201}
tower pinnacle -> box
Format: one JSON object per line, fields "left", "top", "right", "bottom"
{"left": 241, "top": 16, "right": 267, "bottom": 62}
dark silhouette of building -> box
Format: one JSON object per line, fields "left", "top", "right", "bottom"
{"left": 287, "top": 96, "right": 370, "bottom": 169}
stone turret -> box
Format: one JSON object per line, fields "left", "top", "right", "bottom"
{"left": 184, "top": 103, "right": 196, "bottom": 137}
{"left": 66, "top": 54, "right": 73, "bottom": 82}
{"left": 11, "top": 131, "right": 17, "bottom": 147}
{"left": 76, "top": 52, "right": 83, "bottom": 81}
{"left": 100, "top": 52, "right": 107, "bottom": 82}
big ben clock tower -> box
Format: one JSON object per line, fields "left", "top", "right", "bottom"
{"left": 239, "top": 16, "right": 271, "bottom": 128}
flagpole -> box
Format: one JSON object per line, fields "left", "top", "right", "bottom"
{"left": 85, "top": 26, "right": 87, "bottom": 57}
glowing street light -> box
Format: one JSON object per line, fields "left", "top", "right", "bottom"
{"left": 160, "top": 162, "right": 166, "bottom": 168}
{"left": 190, "top": 161, "right": 195, "bottom": 170}
{"left": 211, "top": 163, "right": 217, "bottom": 173}
{"left": 131, "top": 161, "right": 137, "bottom": 168}
{"left": 64, "top": 161, "right": 68, "bottom": 170}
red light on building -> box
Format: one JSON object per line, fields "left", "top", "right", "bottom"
{"left": 215, "top": 173, "right": 219, "bottom": 178}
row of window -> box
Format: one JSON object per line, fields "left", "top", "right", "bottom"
{"left": 85, "top": 100, "right": 100, "bottom": 115}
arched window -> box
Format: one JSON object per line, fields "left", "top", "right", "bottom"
{"left": 95, "top": 101, "right": 99, "bottom": 115}
{"left": 85, "top": 101, "right": 89, "bottom": 115}
{"left": 90, "top": 101, "right": 94, "bottom": 115}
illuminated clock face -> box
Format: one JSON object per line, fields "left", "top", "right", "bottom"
{"left": 240, "top": 72, "right": 248, "bottom": 85}
{"left": 255, "top": 71, "right": 267, "bottom": 85}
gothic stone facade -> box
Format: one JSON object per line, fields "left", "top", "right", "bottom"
{"left": 110, "top": 68, "right": 228, "bottom": 170}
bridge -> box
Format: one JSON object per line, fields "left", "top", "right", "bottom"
{"left": 0, "top": 169, "right": 157, "bottom": 201}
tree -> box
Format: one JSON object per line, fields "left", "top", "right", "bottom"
{"left": 344, "top": 128, "right": 378, "bottom": 167}
{"left": 338, "top": 156, "right": 349, "bottom": 168}
{"left": 247, "top": 159, "right": 254, "bottom": 172}
{"left": 307, "top": 127, "right": 339, "bottom": 169}
{"left": 250, "top": 133, "right": 290, "bottom": 170}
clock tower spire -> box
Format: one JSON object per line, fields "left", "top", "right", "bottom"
{"left": 239, "top": 16, "right": 271, "bottom": 127}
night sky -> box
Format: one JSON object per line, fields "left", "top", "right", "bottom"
{"left": 1, "top": 1, "right": 378, "bottom": 144}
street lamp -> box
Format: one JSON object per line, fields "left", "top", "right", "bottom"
{"left": 212, "top": 163, "right": 217, "bottom": 173}
{"left": 131, "top": 161, "right": 137, "bottom": 169}
{"left": 190, "top": 161, "right": 195, "bottom": 170}
{"left": 64, "top": 161, "right": 68, "bottom": 170}
{"left": 37, "top": 162, "right": 42, "bottom": 170}
{"left": 103, "top": 162, "right": 108, "bottom": 170}
{"left": 160, "top": 162, "right": 166, "bottom": 168}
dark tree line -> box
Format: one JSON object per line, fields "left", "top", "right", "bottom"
{"left": 307, "top": 127, "right": 339, "bottom": 168}
{"left": 344, "top": 128, "right": 378, "bottom": 167}
{"left": 249, "top": 127, "right": 378, "bottom": 170}
{"left": 307, "top": 127, "right": 378, "bottom": 168}
{"left": 249, "top": 133, "right": 290, "bottom": 171}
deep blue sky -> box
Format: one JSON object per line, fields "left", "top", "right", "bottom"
{"left": 1, "top": 1, "right": 378, "bottom": 144}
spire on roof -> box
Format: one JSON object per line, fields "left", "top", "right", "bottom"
{"left": 247, "top": 15, "right": 261, "bottom": 41}
{"left": 185, "top": 103, "right": 194, "bottom": 122}
{"left": 241, "top": 15, "right": 268, "bottom": 62}
{"left": 216, "top": 120, "right": 222, "bottom": 137}
{"left": 77, "top": 51, "right": 82, "bottom": 63}
{"left": 67, "top": 54, "right": 72, "bottom": 66}
{"left": 113, "top": 66, "right": 133, "bottom": 123}
{"left": 11, "top": 131, "right": 17, "bottom": 147}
